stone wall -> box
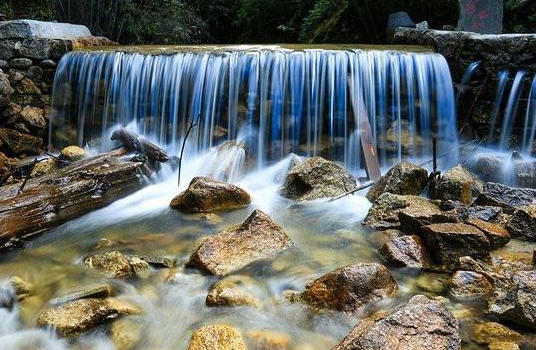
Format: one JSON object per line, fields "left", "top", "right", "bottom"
{"left": 0, "top": 20, "right": 114, "bottom": 172}
{"left": 393, "top": 28, "right": 536, "bottom": 144}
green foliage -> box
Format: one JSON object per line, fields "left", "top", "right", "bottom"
{"left": 504, "top": 0, "right": 536, "bottom": 33}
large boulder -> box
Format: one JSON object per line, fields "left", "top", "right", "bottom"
{"left": 379, "top": 231, "right": 432, "bottom": 269}
{"left": 447, "top": 270, "right": 493, "bottom": 301}
{"left": 37, "top": 298, "right": 140, "bottom": 337}
{"left": 187, "top": 324, "right": 247, "bottom": 350}
{"left": 187, "top": 210, "right": 292, "bottom": 276}
{"left": 474, "top": 182, "right": 536, "bottom": 213}
{"left": 0, "top": 20, "right": 92, "bottom": 39}
{"left": 362, "top": 193, "right": 455, "bottom": 230}
{"left": 466, "top": 218, "right": 510, "bottom": 249}
{"left": 300, "top": 263, "right": 398, "bottom": 313}
{"left": 331, "top": 295, "right": 461, "bottom": 350}
{"left": 421, "top": 223, "right": 490, "bottom": 266}
{"left": 280, "top": 157, "right": 357, "bottom": 201}
{"left": 206, "top": 275, "right": 261, "bottom": 308}
{"left": 170, "top": 177, "right": 251, "bottom": 213}
{"left": 506, "top": 204, "right": 536, "bottom": 241}
{"left": 366, "top": 161, "right": 428, "bottom": 202}
{"left": 488, "top": 270, "right": 536, "bottom": 330}
{"left": 435, "top": 165, "right": 483, "bottom": 204}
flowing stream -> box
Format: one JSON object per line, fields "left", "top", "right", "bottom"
{"left": 3, "top": 47, "right": 533, "bottom": 350}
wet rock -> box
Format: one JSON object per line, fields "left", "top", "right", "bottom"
{"left": 447, "top": 271, "right": 493, "bottom": 300}
{"left": 300, "top": 263, "right": 398, "bottom": 313}
{"left": 19, "top": 106, "right": 46, "bottom": 131}
{"left": 331, "top": 295, "right": 460, "bottom": 350}
{"left": 247, "top": 329, "right": 291, "bottom": 350}
{"left": 0, "top": 69, "right": 13, "bottom": 106}
{"left": 206, "top": 275, "right": 261, "bottom": 308}
{"left": 187, "top": 324, "right": 247, "bottom": 350}
{"left": 421, "top": 223, "right": 490, "bottom": 266}
{"left": 129, "top": 254, "right": 174, "bottom": 269}
{"left": 0, "top": 285, "right": 15, "bottom": 310}
{"left": 471, "top": 322, "right": 522, "bottom": 348}
{"left": 50, "top": 285, "right": 113, "bottom": 305}
{"left": 280, "top": 157, "right": 357, "bottom": 201}
{"left": 366, "top": 161, "right": 428, "bottom": 202}
{"left": 208, "top": 140, "right": 251, "bottom": 181}
{"left": 506, "top": 204, "right": 536, "bottom": 241}
{"left": 454, "top": 203, "right": 502, "bottom": 222}
{"left": 466, "top": 218, "right": 510, "bottom": 249}
{"left": 398, "top": 199, "right": 459, "bottom": 234}
{"left": 187, "top": 210, "right": 292, "bottom": 276}
{"left": 40, "top": 59, "right": 57, "bottom": 69}
{"left": 362, "top": 193, "right": 449, "bottom": 230}
{"left": 9, "top": 57, "right": 32, "bottom": 69}
{"left": 0, "top": 127, "right": 42, "bottom": 155}
{"left": 30, "top": 157, "right": 57, "bottom": 178}
{"left": 378, "top": 232, "right": 432, "bottom": 269}
{"left": 472, "top": 155, "right": 504, "bottom": 183}
{"left": 37, "top": 298, "right": 141, "bottom": 336}
{"left": 111, "top": 317, "right": 143, "bottom": 350}
{"left": 9, "top": 276, "right": 32, "bottom": 299}
{"left": 170, "top": 177, "right": 251, "bottom": 213}
{"left": 84, "top": 251, "right": 149, "bottom": 279}
{"left": 60, "top": 145, "right": 87, "bottom": 162}
{"left": 474, "top": 182, "right": 536, "bottom": 213}
{"left": 435, "top": 165, "right": 483, "bottom": 204}
{"left": 488, "top": 270, "right": 536, "bottom": 329}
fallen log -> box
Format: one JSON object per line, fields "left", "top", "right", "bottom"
{"left": 0, "top": 149, "right": 147, "bottom": 251}
{"left": 111, "top": 128, "right": 169, "bottom": 164}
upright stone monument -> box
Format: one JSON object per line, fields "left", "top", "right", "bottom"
{"left": 458, "top": 0, "right": 503, "bottom": 34}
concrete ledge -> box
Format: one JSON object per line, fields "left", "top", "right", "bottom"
{"left": 0, "top": 20, "right": 92, "bottom": 40}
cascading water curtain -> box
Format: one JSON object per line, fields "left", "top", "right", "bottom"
{"left": 49, "top": 49, "right": 458, "bottom": 172}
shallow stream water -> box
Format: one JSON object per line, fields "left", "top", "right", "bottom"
{"left": 1, "top": 149, "right": 535, "bottom": 350}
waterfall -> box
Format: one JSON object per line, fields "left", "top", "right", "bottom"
{"left": 49, "top": 48, "right": 458, "bottom": 173}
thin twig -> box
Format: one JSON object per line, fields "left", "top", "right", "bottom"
{"left": 177, "top": 114, "right": 201, "bottom": 187}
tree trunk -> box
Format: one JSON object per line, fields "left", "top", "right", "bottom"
{"left": 0, "top": 149, "right": 147, "bottom": 251}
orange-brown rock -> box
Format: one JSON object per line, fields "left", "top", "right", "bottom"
{"left": 170, "top": 177, "right": 250, "bottom": 213}
{"left": 187, "top": 210, "right": 292, "bottom": 276}
{"left": 466, "top": 218, "right": 510, "bottom": 249}
{"left": 187, "top": 324, "right": 246, "bottom": 350}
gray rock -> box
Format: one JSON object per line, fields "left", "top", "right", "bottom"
{"left": 0, "top": 60, "right": 8, "bottom": 69}
{"left": 40, "top": 59, "right": 57, "bottom": 69}
{"left": 0, "top": 20, "right": 91, "bottom": 39}
{"left": 386, "top": 12, "right": 416, "bottom": 40}
{"left": 421, "top": 223, "right": 490, "bottom": 266}
{"left": 474, "top": 182, "right": 536, "bottom": 213}
{"left": 366, "top": 161, "right": 428, "bottom": 202}
{"left": 488, "top": 270, "right": 536, "bottom": 329}
{"left": 506, "top": 204, "right": 536, "bottom": 241}
{"left": 19, "top": 38, "right": 51, "bottom": 60}
{"left": 435, "top": 165, "right": 483, "bottom": 204}
{"left": 447, "top": 270, "right": 493, "bottom": 300}
{"left": 0, "top": 40, "right": 16, "bottom": 60}
{"left": 331, "top": 295, "right": 461, "bottom": 350}
{"left": 416, "top": 21, "right": 429, "bottom": 31}
{"left": 300, "top": 263, "right": 398, "bottom": 313}
{"left": 0, "top": 70, "right": 13, "bottom": 106}
{"left": 280, "top": 157, "right": 357, "bottom": 201}
{"left": 9, "top": 57, "right": 32, "bottom": 69}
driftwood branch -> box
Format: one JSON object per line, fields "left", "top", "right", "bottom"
{"left": 0, "top": 150, "right": 148, "bottom": 251}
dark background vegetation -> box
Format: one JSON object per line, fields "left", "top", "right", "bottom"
{"left": 0, "top": 0, "right": 534, "bottom": 44}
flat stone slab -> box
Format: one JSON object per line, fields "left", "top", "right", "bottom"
{"left": 0, "top": 20, "right": 92, "bottom": 39}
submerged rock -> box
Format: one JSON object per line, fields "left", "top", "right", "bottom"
{"left": 488, "top": 270, "right": 536, "bottom": 330}
{"left": 300, "top": 263, "right": 398, "bottom": 313}
{"left": 331, "top": 295, "right": 460, "bottom": 350}
{"left": 471, "top": 322, "right": 522, "bottom": 349}
{"left": 37, "top": 298, "right": 141, "bottom": 336}
{"left": 466, "top": 218, "right": 510, "bottom": 249}
{"left": 421, "top": 223, "right": 490, "bottom": 266}
{"left": 111, "top": 317, "right": 143, "bottom": 350}
{"left": 60, "top": 145, "right": 87, "bottom": 162}
{"left": 280, "top": 157, "right": 357, "bottom": 201}
{"left": 447, "top": 271, "right": 493, "bottom": 300}
{"left": 206, "top": 275, "right": 261, "bottom": 308}
{"left": 506, "top": 204, "right": 536, "bottom": 241}
{"left": 187, "top": 210, "right": 292, "bottom": 276}
{"left": 435, "top": 165, "right": 483, "bottom": 204}
{"left": 9, "top": 275, "right": 32, "bottom": 300}
{"left": 187, "top": 324, "right": 247, "bottom": 350}
{"left": 50, "top": 285, "right": 113, "bottom": 305}
{"left": 170, "top": 176, "right": 251, "bottom": 213}
{"left": 366, "top": 161, "right": 428, "bottom": 202}
{"left": 247, "top": 329, "right": 292, "bottom": 350}
{"left": 84, "top": 251, "right": 150, "bottom": 279}
{"left": 474, "top": 182, "right": 536, "bottom": 213}
{"left": 378, "top": 231, "right": 432, "bottom": 269}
